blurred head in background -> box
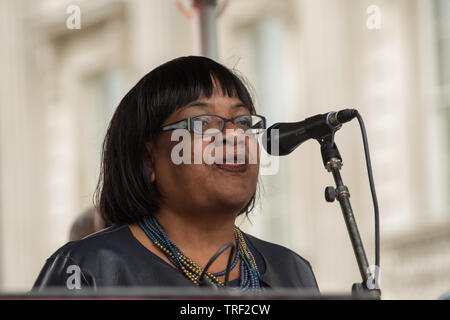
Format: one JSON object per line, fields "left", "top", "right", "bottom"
{"left": 68, "top": 207, "right": 110, "bottom": 241}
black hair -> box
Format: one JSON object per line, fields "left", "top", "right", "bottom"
{"left": 94, "top": 56, "right": 257, "bottom": 225}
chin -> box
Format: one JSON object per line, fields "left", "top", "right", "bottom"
{"left": 214, "top": 187, "right": 254, "bottom": 210}
{"left": 202, "top": 165, "right": 257, "bottom": 210}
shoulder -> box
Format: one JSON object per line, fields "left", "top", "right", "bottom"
{"left": 243, "top": 233, "right": 312, "bottom": 268}
{"left": 243, "top": 232, "right": 319, "bottom": 291}
{"left": 32, "top": 225, "right": 133, "bottom": 290}
{"left": 48, "top": 224, "right": 131, "bottom": 263}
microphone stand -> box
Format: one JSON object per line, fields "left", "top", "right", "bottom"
{"left": 318, "top": 135, "right": 381, "bottom": 299}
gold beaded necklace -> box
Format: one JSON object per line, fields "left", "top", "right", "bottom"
{"left": 153, "top": 227, "right": 245, "bottom": 286}
{"left": 142, "top": 219, "right": 259, "bottom": 287}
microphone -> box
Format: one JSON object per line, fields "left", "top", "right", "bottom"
{"left": 262, "top": 109, "right": 358, "bottom": 156}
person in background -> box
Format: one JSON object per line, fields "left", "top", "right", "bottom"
{"left": 68, "top": 207, "right": 110, "bottom": 241}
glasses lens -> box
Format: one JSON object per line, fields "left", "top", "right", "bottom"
{"left": 234, "top": 115, "right": 265, "bottom": 134}
{"left": 192, "top": 115, "right": 223, "bottom": 134}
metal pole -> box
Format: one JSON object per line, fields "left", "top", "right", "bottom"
{"left": 320, "top": 138, "right": 381, "bottom": 299}
{"left": 330, "top": 166, "right": 371, "bottom": 282}
{"left": 192, "top": 0, "right": 218, "bottom": 60}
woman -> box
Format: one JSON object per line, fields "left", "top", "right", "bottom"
{"left": 32, "top": 56, "right": 319, "bottom": 293}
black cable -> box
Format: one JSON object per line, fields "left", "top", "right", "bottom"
{"left": 198, "top": 242, "right": 236, "bottom": 287}
{"left": 355, "top": 111, "right": 380, "bottom": 273}
{"left": 224, "top": 242, "right": 236, "bottom": 286}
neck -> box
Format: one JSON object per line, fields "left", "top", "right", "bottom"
{"left": 152, "top": 206, "right": 237, "bottom": 256}
{"left": 131, "top": 205, "right": 244, "bottom": 281}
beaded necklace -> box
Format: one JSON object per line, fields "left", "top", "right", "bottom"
{"left": 138, "top": 216, "right": 261, "bottom": 290}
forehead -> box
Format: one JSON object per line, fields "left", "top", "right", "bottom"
{"left": 177, "top": 93, "right": 248, "bottom": 113}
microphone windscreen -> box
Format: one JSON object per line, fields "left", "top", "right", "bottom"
{"left": 337, "top": 109, "right": 358, "bottom": 123}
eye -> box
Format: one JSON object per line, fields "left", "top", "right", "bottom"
{"left": 235, "top": 115, "right": 252, "bottom": 128}
{"left": 192, "top": 115, "right": 209, "bottom": 124}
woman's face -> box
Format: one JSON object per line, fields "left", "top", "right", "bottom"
{"left": 149, "top": 90, "right": 260, "bottom": 217}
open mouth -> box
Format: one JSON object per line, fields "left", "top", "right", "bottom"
{"left": 214, "top": 153, "right": 248, "bottom": 172}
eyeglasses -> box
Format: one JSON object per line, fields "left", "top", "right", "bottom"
{"left": 160, "top": 114, "right": 266, "bottom": 136}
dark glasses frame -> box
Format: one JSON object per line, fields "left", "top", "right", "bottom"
{"left": 160, "top": 114, "right": 267, "bottom": 135}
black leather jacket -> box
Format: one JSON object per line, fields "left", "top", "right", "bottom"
{"left": 32, "top": 224, "right": 319, "bottom": 292}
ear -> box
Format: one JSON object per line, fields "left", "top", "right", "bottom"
{"left": 145, "top": 142, "right": 156, "bottom": 183}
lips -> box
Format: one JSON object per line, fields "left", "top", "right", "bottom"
{"left": 212, "top": 152, "right": 249, "bottom": 173}
{"left": 215, "top": 163, "right": 248, "bottom": 173}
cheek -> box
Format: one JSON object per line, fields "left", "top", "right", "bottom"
{"left": 153, "top": 138, "right": 189, "bottom": 193}
{"left": 247, "top": 164, "right": 260, "bottom": 188}
{"left": 246, "top": 136, "right": 260, "bottom": 164}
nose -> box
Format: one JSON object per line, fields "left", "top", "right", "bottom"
{"left": 220, "top": 119, "right": 247, "bottom": 164}
{"left": 222, "top": 118, "right": 240, "bottom": 132}
{"left": 222, "top": 120, "right": 245, "bottom": 147}
{"left": 222, "top": 118, "right": 246, "bottom": 136}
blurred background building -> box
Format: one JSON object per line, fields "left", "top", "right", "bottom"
{"left": 0, "top": 0, "right": 449, "bottom": 299}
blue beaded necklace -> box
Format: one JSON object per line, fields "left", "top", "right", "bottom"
{"left": 138, "top": 216, "right": 261, "bottom": 291}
